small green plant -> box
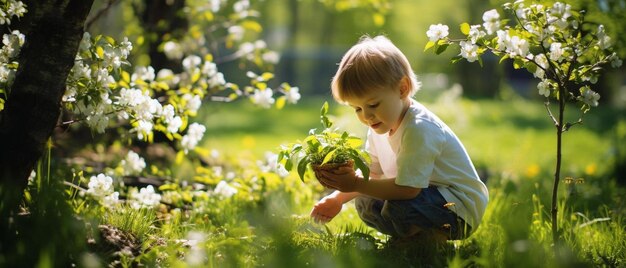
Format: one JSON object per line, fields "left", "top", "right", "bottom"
{"left": 278, "top": 102, "right": 370, "bottom": 182}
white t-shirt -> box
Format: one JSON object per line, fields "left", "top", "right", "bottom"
{"left": 366, "top": 99, "right": 489, "bottom": 230}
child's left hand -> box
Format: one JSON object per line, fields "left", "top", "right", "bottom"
{"left": 318, "top": 166, "right": 360, "bottom": 192}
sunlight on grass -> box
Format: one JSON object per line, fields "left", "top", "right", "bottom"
{"left": 197, "top": 95, "right": 613, "bottom": 180}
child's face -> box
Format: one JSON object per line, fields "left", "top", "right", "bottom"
{"left": 343, "top": 82, "right": 410, "bottom": 135}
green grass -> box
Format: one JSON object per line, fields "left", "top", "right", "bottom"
{"left": 5, "top": 94, "right": 625, "bottom": 267}
{"left": 197, "top": 94, "right": 616, "bottom": 179}
{"left": 185, "top": 93, "right": 625, "bottom": 266}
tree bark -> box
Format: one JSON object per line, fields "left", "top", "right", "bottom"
{"left": 0, "top": 0, "right": 94, "bottom": 212}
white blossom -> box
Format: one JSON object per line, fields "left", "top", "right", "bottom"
{"left": 482, "top": 9, "right": 501, "bottom": 35}
{"left": 181, "top": 123, "right": 206, "bottom": 152}
{"left": 71, "top": 61, "right": 91, "bottom": 81}
{"left": 609, "top": 53, "right": 622, "bottom": 68}
{"left": 185, "top": 231, "right": 207, "bottom": 266}
{"left": 228, "top": 25, "right": 245, "bottom": 41}
{"left": 164, "top": 41, "right": 184, "bottom": 60}
{"left": 87, "top": 173, "right": 114, "bottom": 199}
{"left": 468, "top": 25, "right": 486, "bottom": 44}
{"left": 135, "top": 120, "right": 154, "bottom": 139}
{"left": 134, "top": 94, "right": 162, "bottom": 121}
{"left": 213, "top": 181, "right": 237, "bottom": 198}
{"left": 506, "top": 35, "right": 530, "bottom": 58}
{"left": 182, "top": 55, "right": 202, "bottom": 71}
{"left": 116, "top": 88, "right": 144, "bottom": 107}
{"left": 8, "top": 1, "right": 26, "bottom": 19}
{"left": 426, "top": 24, "right": 449, "bottom": 42}
{"left": 515, "top": 6, "right": 528, "bottom": 21}
{"left": 597, "top": 25, "right": 612, "bottom": 50}
{"left": 76, "top": 100, "right": 110, "bottom": 134}
{"left": 579, "top": 87, "right": 600, "bottom": 107}
{"left": 183, "top": 93, "right": 202, "bottom": 114}
{"left": 0, "top": 64, "right": 15, "bottom": 85}
{"left": 131, "top": 185, "right": 162, "bottom": 209}
{"left": 496, "top": 30, "right": 509, "bottom": 49}
{"left": 93, "top": 68, "right": 115, "bottom": 86}
{"left": 102, "top": 192, "right": 120, "bottom": 208}
{"left": 533, "top": 54, "right": 549, "bottom": 78}
{"left": 459, "top": 41, "right": 479, "bottom": 62}
{"left": 549, "top": 2, "right": 572, "bottom": 20}
{"left": 79, "top": 32, "right": 91, "bottom": 51}
{"left": 167, "top": 116, "right": 182, "bottom": 134}
{"left": 549, "top": 42, "right": 565, "bottom": 62}
{"left": 258, "top": 152, "right": 289, "bottom": 177}
{"left": 28, "top": 170, "right": 36, "bottom": 184}
{"left": 284, "top": 87, "right": 301, "bottom": 104}
{"left": 131, "top": 66, "right": 156, "bottom": 83}
{"left": 2, "top": 30, "right": 25, "bottom": 59}
{"left": 162, "top": 104, "right": 183, "bottom": 133}
{"left": 251, "top": 88, "right": 275, "bottom": 108}
{"left": 262, "top": 51, "right": 280, "bottom": 64}
{"left": 103, "top": 46, "right": 122, "bottom": 69}
{"left": 208, "top": 72, "right": 226, "bottom": 87}
{"left": 254, "top": 40, "right": 267, "bottom": 50}
{"left": 201, "top": 61, "right": 218, "bottom": 76}
{"left": 537, "top": 80, "right": 551, "bottom": 97}
{"left": 121, "top": 150, "right": 146, "bottom": 175}
{"left": 234, "top": 0, "right": 250, "bottom": 14}
{"left": 119, "top": 37, "right": 133, "bottom": 58}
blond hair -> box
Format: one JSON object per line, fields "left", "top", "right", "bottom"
{"left": 331, "top": 35, "right": 421, "bottom": 103}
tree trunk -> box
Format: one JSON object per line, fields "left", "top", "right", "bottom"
{"left": 140, "top": 0, "right": 187, "bottom": 72}
{"left": 0, "top": 0, "right": 94, "bottom": 213}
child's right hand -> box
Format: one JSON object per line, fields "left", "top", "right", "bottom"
{"left": 310, "top": 196, "right": 342, "bottom": 224}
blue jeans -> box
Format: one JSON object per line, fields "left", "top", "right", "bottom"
{"left": 354, "top": 186, "right": 471, "bottom": 240}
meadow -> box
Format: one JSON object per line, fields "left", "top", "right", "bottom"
{"left": 7, "top": 88, "right": 626, "bottom": 267}
{"left": 181, "top": 87, "right": 625, "bottom": 266}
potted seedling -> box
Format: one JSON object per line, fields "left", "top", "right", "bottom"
{"left": 278, "top": 102, "right": 370, "bottom": 184}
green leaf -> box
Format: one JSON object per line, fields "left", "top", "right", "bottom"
{"left": 320, "top": 101, "right": 332, "bottom": 128}
{"left": 352, "top": 155, "right": 369, "bottom": 181}
{"left": 525, "top": 61, "right": 537, "bottom": 74}
{"left": 513, "top": 58, "right": 524, "bottom": 69}
{"left": 498, "top": 54, "right": 509, "bottom": 64}
{"left": 241, "top": 20, "right": 263, "bottom": 32}
{"left": 322, "top": 149, "right": 337, "bottom": 165}
{"left": 191, "top": 71, "right": 201, "bottom": 83}
{"left": 435, "top": 43, "right": 449, "bottom": 55}
{"left": 321, "top": 101, "right": 329, "bottom": 116}
{"left": 285, "top": 158, "right": 293, "bottom": 171}
{"left": 260, "top": 72, "right": 275, "bottom": 81}
{"left": 175, "top": 150, "right": 184, "bottom": 164}
{"left": 451, "top": 55, "right": 463, "bottom": 64}
{"left": 297, "top": 158, "right": 309, "bottom": 182}
{"left": 424, "top": 41, "right": 435, "bottom": 52}
{"left": 460, "top": 22, "right": 470, "bottom": 35}
{"left": 276, "top": 96, "right": 286, "bottom": 109}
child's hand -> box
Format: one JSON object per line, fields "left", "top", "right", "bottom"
{"left": 310, "top": 196, "right": 342, "bottom": 224}
{"left": 318, "top": 166, "right": 359, "bottom": 192}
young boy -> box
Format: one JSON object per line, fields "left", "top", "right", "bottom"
{"left": 310, "top": 35, "right": 489, "bottom": 244}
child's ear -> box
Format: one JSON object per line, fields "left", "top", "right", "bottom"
{"left": 399, "top": 76, "right": 411, "bottom": 98}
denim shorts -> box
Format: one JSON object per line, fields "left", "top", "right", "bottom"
{"left": 354, "top": 186, "right": 471, "bottom": 240}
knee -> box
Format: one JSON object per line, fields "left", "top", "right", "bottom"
{"left": 354, "top": 197, "right": 379, "bottom": 220}
{"left": 380, "top": 200, "right": 409, "bottom": 222}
